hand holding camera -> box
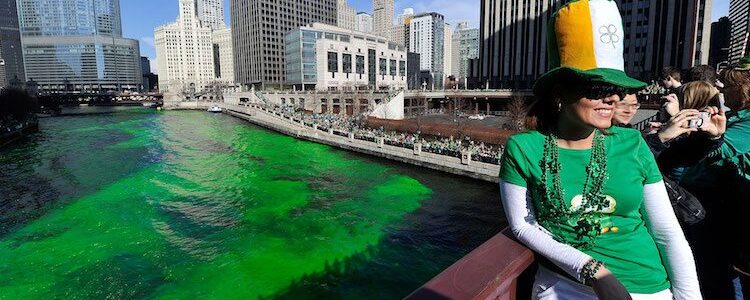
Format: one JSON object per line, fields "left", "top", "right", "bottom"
{"left": 658, "top": 109, "right": 700, "bottom": 143}
{"left": 658, "top": 107, "right": 726, "bottom": 143}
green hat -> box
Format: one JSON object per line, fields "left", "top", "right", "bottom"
{"left": 533, "top": 0, "right": 647, "bottom": 97}
{"left": 737, "top": 55, "right": 750, "bottom": 71}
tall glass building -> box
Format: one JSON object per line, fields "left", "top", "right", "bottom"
{"left": 17, "top": 0, "right": 141, "bottom": 91}
{"left": 0, "top": 0, "right": 25, "bottom": 88}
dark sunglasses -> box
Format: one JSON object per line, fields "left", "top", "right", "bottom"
{"left": 580, "top": 85, "right": 628, "bottom": 101}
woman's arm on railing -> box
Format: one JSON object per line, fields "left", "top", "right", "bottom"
{"left": 500, "top": 181, "right": 592, "bottom": 282}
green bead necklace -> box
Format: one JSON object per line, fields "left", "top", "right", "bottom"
{"left": 538, "top": 130, "right": 609, "bottom": 250}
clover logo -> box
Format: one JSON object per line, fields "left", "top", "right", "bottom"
{"left": 599, "top": 24, "right": 619, "bottom": 49}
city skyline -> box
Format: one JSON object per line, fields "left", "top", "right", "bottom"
{"left": 123, "top": 0, "right": 729, "bottom": 74}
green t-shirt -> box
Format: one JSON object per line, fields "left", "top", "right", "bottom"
{"left": 499, "top": 126, "right": 670, "bottom": 293}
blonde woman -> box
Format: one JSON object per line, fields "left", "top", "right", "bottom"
{"left": 682, "top": 56, "right": 750, "bottom": 299}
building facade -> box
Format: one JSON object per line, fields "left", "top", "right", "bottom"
{"left": 231, "top": 0, "right": 337, "bottom": 89}
{"left": 285, "top": 23, "right": 407, "bottom": 91}
{"left": 710, "top": 16, "right": 730, "bottom": 68}
{"left": 453, "top": 22, "right": 479, "bottom": 84}
{"left": 0, "top": 0, "right": 25, "bottom": 88}
{"left": 619, "top": 0, "right": 712, "bottom": 79}
{"left": 372, "top": 0, "right": 394, "bottom": 39}
{"left": 155, "top": 0, "right": 216, "bottom": 94}
{"left": 476, "top": 0, "right": 712, "bottom": 89}
{"left": 18, "top": 0, "right": 141, "bottom": 91}
{"left": 409, "top": 12, "right": 444, "bottom": 89}
{"left": 337, "top": 0, "right": 356, "bottom": 30}
{"left": 729, "top": 0, "right": 749, "bottom": 64}
{"left": 356, "top": 12, "right": 373, "bottom": 33}
{"left": 406, "top": 51, "right": 421, "bottom": 89}
{"left": 444, "top": 23, "right": 453, "bottom": 78}
{"left": 196, "top": 0, "right": 225, "bottom": 30}
{"left": 212, "top": 27, "right": 234, "bottom": 83}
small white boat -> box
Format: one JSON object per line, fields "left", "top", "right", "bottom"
{"left": 208, "top": 106, "right": 222, "bottom": 113}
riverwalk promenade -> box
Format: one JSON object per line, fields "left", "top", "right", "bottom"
{"left": 168, "top": 102, "right": 501, "bottom": 183}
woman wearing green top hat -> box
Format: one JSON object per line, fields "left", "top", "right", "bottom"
{"left": 499, "top": 0, "right": 702, "bottom": 299}
{"left": 680, "top": 55, "right": 750, "bottom": 299}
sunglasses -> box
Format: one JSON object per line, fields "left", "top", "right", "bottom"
{"left": 580, "top": 85, "right": 628, "bottom": 101}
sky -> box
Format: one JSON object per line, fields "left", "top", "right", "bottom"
{"left": 121, "top": 0, "right": 730, "bottom": 74}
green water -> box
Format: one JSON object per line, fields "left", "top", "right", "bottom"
{"left": 0, "top": 109, "right": 503, "bottom": 299}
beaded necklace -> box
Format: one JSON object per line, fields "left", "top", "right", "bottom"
{"left": 538, "top": 131, "right": 609, "bottom": 250}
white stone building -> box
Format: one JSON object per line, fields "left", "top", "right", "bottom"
{"left": 444, "top": 23, "right": 453, "bottom": 78}
{"left": 212, "top": 27, "right": 234, "bottom": 83}
{"left": 337, "top": 0, "right": 357, "bottom": 30}
{"left": 285, "top": 23, "right": 407, "bottom": 91}
{"left": 196, "top": 0, "right": 225, "bottom": 30}
{"left": 155, "top": 0, "right": 233, "bottom": 94}
{"left": 409, "top": 12, "right": 445, "bottom": 88}
{"left": 356, "top": 12, "right": 373, "bottom": 33}
{"left": 372, "top": 0, "right": 394, "bottom": 39}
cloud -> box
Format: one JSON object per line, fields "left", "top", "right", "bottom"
{"left": 150, "top": 58, "right": 158, "bottom": 74}
{"left": 404, "top": 0, "right": 480, "bottom": 28}
{"left": 141, "top": 37, "right": 155, "bottom": 48}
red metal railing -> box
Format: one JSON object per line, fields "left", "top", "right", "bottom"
{"left": 405, "top": 228, "right": 535, "bottom": 300}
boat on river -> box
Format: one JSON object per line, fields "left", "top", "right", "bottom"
{"left": 208, "top": 106, "right": 222, "bottom": 113}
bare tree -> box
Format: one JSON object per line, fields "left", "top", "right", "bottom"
{"left": 505, "top": 95, "right": 528, "bottom": 132}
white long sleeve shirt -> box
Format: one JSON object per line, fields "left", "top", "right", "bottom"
{"left": 500, "top": 180, "right": 702, "bottom": 299}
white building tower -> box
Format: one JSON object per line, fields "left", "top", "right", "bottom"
{"left": 155, "top": 0, "right": 218, "bottom": 94}
{"left": 372, "top": 0, "right": 394, "bottom": 39}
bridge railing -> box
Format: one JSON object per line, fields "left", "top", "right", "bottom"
{"left": 405, "top": 228, "right": 534, "bottom": 300}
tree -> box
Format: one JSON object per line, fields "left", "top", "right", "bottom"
{"left": 204, "top": 81, "right": 225, "bottom": 102}
{"left": 0, "top": 88, "right": 38, "bottom": 120}
{"left": 505, "top": 95, "right": 528, "bottom": 132}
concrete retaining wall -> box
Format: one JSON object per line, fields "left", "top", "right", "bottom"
{"left": 220, "top": 103, "right": 501, "bottom": 183}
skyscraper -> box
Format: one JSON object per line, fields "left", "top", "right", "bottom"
{"left": 17, "top": 0, "right": 141, "bottom": 91}
{"left": 619, "top": 0, "right": 712, "bottom": 79}
{"left": 709, "top": 17, "right": 730, "bottom": 68}
{"left": 453, "top": 22, "right": 479, "bottom": 82}
{"left": 196, "top": 0, "right": 226, "bottom": 30}
{"left": 409, "top": 12, "right": 444, "bottom": 88}
{"left": 476, "top": 0, "right": 713, "bottom": 89}
{"left": 477, "top": 0, "right": 562, "bottom": 89}
{"left": 443, "top": 23, "right": 453, "bottom": 78}
{"left": 372, "top": 0, "right": 394, "bottom": 39}
{"left": 337, "top": 0, "right": 356, "bottom": 30}
{"left": 356, "top": 12, "right": 373, "bottom": 33}
{"left": 155, "top": 0, "right": 232, "bottom": 94}
{"left": 212, "top": 27, "right": 234, "bottom": 82}
{"left": 729, "top": 0, "right": 749, "bottom": 64}
{"left": 231, "top": 0, "right": 337, "bottom": 88}
{"left": 0, "top": 0, "right": 25, "bottom": 88}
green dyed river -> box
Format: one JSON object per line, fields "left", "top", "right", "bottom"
{"left": 0, "top": 108, "right": 504, "bottom": 299}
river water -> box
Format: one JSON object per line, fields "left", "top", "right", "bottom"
{"left": 0, "top": 109, "right": 505, "bottom": 299}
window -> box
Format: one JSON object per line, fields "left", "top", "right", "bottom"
{"left": 343, "top": 53, "right": 352, "bottom": 73}
{"left": 379, "top": 58, "right": 387, "bottom": 75}
{"left": 356, "top": 55, "right": 365, "bottom": 74}
{"left": 390, "top": 59, "right": 397, "bottom": 76}
{"left": 399, "top": 60, "right": 406, "bottom": 76}
{"left": 328, "top": 52, "right": 338, "bottom": 73}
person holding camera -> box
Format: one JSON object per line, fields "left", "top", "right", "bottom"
{"left": 654, "top": 81, "right": 726, "bottom": 182}
{"left": 681, "top": 56, "right": 750, "bottom": 299}
{"left": 499, "top": 1, "right": 700, "bottom": 299}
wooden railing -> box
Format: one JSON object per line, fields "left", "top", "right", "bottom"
{"left": 405, "top": 228, "right": 535, "bottom": 300}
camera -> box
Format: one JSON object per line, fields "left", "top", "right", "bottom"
{"left": 688, "top": 112, "right": 710, "bottom": 129}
